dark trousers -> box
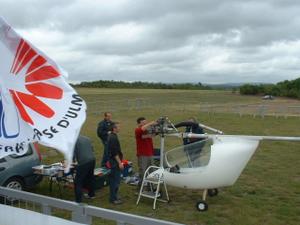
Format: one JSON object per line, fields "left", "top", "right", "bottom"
{"left": 101, "top": 140, "right": 109, "bottom": 167}
{"left": 74, "top": 160, "right": 95, "bottom": 203}
{"left": 109, "top": 166, "right": 121, "bottom": 202}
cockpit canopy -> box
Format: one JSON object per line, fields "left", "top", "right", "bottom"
{"left": 165, "top": 138, "right": 212, "bottom": 169}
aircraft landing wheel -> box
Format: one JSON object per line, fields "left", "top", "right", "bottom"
{"left": 196, "top": 201, "right": 208, "bottom": 212}
{"left": 208, "top": 188, "right": 218, "bottom": 197}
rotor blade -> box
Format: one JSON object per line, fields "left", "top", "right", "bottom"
{"left": 168, "top": 133, "right": 300, "bottom": 142}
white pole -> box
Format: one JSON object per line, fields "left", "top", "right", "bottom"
{"left": 160, "top": 135, "right": 165, "bottom": 168}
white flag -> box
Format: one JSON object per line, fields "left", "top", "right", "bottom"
{"left": 0, "top": 17, "right": 86, "bottom": 164}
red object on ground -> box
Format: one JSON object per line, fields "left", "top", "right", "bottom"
{"left": 106, "top": 159, "right": 129, "bottom": 168}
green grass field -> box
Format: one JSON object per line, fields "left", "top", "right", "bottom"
{"left": 33, "top": 88, "right": 300, "bottom": 225}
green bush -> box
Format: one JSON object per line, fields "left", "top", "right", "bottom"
{"left": 240, "top": 77, "right": 300, "bottom": 99}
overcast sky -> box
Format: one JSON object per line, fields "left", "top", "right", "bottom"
{"left": 1, "top": 0, "right": 300, "bottom": 84}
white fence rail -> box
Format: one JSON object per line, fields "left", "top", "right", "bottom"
{"left": 0, "top": 187, "right": 184, "bottom": 225}
{"left": 87, "top": 98, "right": 300, "bottom": 118}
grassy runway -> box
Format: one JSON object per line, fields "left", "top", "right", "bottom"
{"left": 35, "top": 88, "right": 300, "bottom": 225}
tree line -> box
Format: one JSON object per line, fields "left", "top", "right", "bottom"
{"left": 75, "top": 80, "right": 212, "bottom": 90}
{"left": 239, "top": 78, "right": 300, "bottom": 99}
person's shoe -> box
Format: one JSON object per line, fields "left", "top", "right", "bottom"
{"left": 111, "top": 199, "right": 122, "bottom": 205}
{"left": 83, "top": 193, "right": 95, "bottom": 199}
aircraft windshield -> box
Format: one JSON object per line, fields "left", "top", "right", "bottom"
{"left": 165, "top": 138, "right": 212, "bottom": 169}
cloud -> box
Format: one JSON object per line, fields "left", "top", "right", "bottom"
{"left": 1, "top": 0, "right": 300, "bottom": 84}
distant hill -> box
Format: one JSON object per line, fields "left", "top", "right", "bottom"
{"left": 206, "top": 83, "right": 245, "bottom": 89}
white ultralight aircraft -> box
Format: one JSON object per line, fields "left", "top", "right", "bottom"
{"left": 136, "top": 117, "right": 300, "bottom": 211}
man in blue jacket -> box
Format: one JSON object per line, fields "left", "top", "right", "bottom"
{"left": 174, "top": 117, "right": 205, "bottom": 145}
{"left": 97, "top": 112, "right": 113, "bottom": 167}
{"left": 174, "top": 118, "right": 205, "bottom": 168}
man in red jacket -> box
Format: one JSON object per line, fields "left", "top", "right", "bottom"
{"left": 135, "top": 117, "right": 157, "bottom": 186}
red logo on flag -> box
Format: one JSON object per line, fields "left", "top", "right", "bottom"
{"left": 9, "top": 39, "right": 63, "bottom": 125}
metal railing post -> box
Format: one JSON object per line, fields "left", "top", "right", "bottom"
{"left": 71, "top": 203, "right": 92, "bottom": 225}
{"left": 41, "top": 203, "right": 51, "bottom": 215}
